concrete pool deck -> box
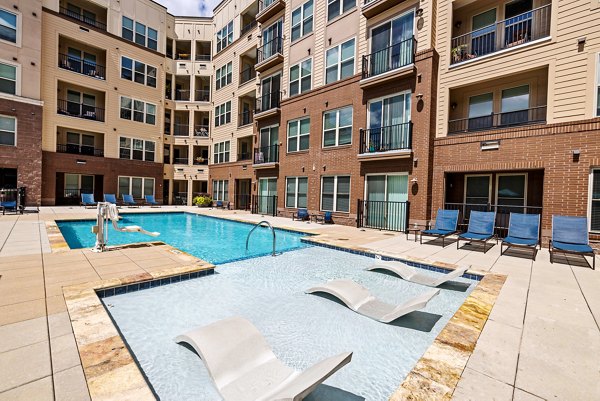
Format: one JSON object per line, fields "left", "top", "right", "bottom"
{"left": 0, "top": 206, "right": 598, "bottom": 400}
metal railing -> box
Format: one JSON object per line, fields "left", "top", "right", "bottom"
{"left": 238, "top": 110, "right": 253, "bottom": 127}
{"left": 57, "top": 143, "right": 104, "bottom": 157}
{"left": 57, "top": 99, "right": 104, "bottom": 122}
{"left": 357, "top": 200, "right": 410, "bottom": 232}
{"left": 59, "top": 7, "right": 107, "bottom": 30}
{"left": 234, "top": 194, "right": 251, "bottom": 210}
{"left": 239, "top": 66, "right": 257, "bottom": 85}
{"left": 173, "top": 123, "right": 190, "bottom": 136}
{"left": 450, "top": 5, "right": 551, "bottom": 65}
{"left": 257, "top": 37, "right": 283, "bottom": 64}
{"left": 193, "top": 157, "right": 208, "bottom": 165}
{"left": 174, "top": 157, "right": 189, "bottom": 165}
{"left": 255, "top": 91, "right": 281, "bottom": 114}
{"left": 195, "top": 54, "right": 211, "bottom": 61}
{"left": 58, "top": 54, "right": 105, "bottom": 80}
{"left": 258, "top": 0, "right": 278, "bottom": 14}
{"left": 175, "top": 89, "right": 190, "bottom": 101}
{"left": 362, "top": 37, "right": 416, "bottom": 79}
{"left": 251, "top": 195, "right": 278, "bottom": 216}
{"left": 448, "top": 106, "right": 547, "bottom": 134}
{"left": 254, "top": 144, "right": 279, "bottom": 164}
{"left": 241, "top": 20, "right": 257, "bottom": 35}
{"left": 237, "top": 151, "right": 252, "bottom": 161}
{"left": 246, "top": 220, "right": 277, "bottom": 256}
{"left": 195, "top": 90, "right": 210, "bottom": 102}
{"left": 444, "top": 202, "right": 543, "bottom": 238}
{"left": 359, "top": 122, "right": 412, "bottom": 154}
{"left": 194, "top": 125, "right": 209, "bottom": 137}
{"left": 62, "top": 188, "right": 93, "bottom": 205}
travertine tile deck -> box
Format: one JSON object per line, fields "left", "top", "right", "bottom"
{"left": 0, "top": 206, "right": 598, "bottom": 400}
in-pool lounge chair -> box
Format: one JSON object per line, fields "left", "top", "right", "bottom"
{"left": 306, "top": 279, "right": 439, "bottom": 323}
{"left": 420, "top": 209, "right": 459, "bottom": 247}
{"left": 144, "top": 195, "right": 160, "bottom": 207}
{"left": 175, "top": 316, "right": 352, "bottom": 401}
{"left": 457, "top": 211, "right": 497, "bottom": 253}
{"left": 103, "top": 194, "right": 117, "bottom": 205}
{"left": 500, "top": 213, "right": 541, "bottom": 260}
{"left": 81, "top": 193, "right": 96, "bottom": 208}
{"left": 122, "top": 194, "right": 139, "bottom": 207}
{"left": 550, "top": 215, "right": 595, "bottom": 270}
{"left": 292, "top": 208, "right": 310, "bottom": 221}
{"left": 366, "top": 260, "right": 470, "bottom": 287}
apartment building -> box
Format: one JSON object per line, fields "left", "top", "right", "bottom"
{"left": 432, "top": 0, "right": 600, "bottom": 239}
{"left": 40, "top": 0, "right": 166, "bottom": 205}
{"left": 0, "top": 0, "right": 43, "bottom": 206}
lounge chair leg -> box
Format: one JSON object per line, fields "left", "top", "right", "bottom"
{"left": 442, "top": 236, "right": 445, "bottom": 247}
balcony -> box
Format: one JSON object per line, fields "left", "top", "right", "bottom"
{"left": 241, "top": 21, "right": 257, "bottom": 36}
{"left": 254, "top": 91, "right": 281, "bottom": 119}
{"left": 362, "top": 0, "right": 407, "bottom": 19}
{"left": 58, "top": 53, "right": 105, "bottom": 80}
{"left": 174, "top": 158, "right": 189, "bottom": 165}
{"left": 256, "top": 37, "right": 283, "bottom": 72}
{"left": 195, "top": 90, "right": 210, "bottom": 102}
{"left": 238, "top": 110, "right": 253, "bottom": 127}
{"left": 256, "top": 0, "right": 286, "bottom": 24}
{"left": 361, "top": 38, "right": 415, "bottom": 87}
{"left": 57, "top": 143, "right": 104, "bottom": 157}
{"left": 450, "top": 4, "right": 551, "bottom": 65}
{"left": 253, "top": 145, "right": 279, "bottom": 168}
{"left": 358, "top": 122, "right": 412, "bottom": 161}
{"left": 448, "top": 106, "right": 547, "bottom": 135}
{"left": 59, "top": 5, "right": 106, "bottom": 31}
{"left": 194, "top": 125, "right": 209, "bottom": 137}
{"left": 175, "top": 89, "right": 191, "bottom": 101}
{"left": 239, "top": 66, "right": 257, "bottom": 86}
{"left": 57, "top": 99, "right": 104, "bottom": 122}
{"left": 173, "top": 123, "right": 190, "bottom": 136}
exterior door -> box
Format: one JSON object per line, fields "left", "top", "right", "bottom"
{"left": 504, "top": 0, "right": 533, "bottom": 45}
{"left": 368, "top": 93, "right": 411, "bottom": 151}
{"left": 468, "top": 92, "right": 493, "bottom": 130}
{"left": 259, "top": 126, "right": 278, "bottom": 163}
{"left": 258, "top": 178, "right": 277, "bottom": 214}
{"left": 260, "top": 74, "right": 280, "bottom": 110}
{"left": 366, "top": 174, "right": 409, "bottom": 231}
{"left": 471, "top": 9, "right": 496, "bottom": 56}
{"left": 464, "top": 175, "right": 491, "bottom": 219}
{"left": 262, "top": 20, "right": 282, "bottom": 58}
{"left": 500, "top": 85, "right": 529, "bottom": 126}
{"left": 371, "top": 11, "right": 414, "bottom": 75}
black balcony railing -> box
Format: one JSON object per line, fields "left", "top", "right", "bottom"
{"left": 58, "top": 54, "right": 105, "bottom": 80}
{"left": 57, "top": 99, "right": 104, "bottom": 122}
{"left": 239, "top": 66, "right": 257, "bottom": 85}
{"left": 251, "top": 194, "right": 278, "bottom": 216}
{"left": 194, "top": 125, "right": 209, "bottom": 137}
{"left": 254, "top": 144, "right": 279, "bottom": 164}
{"left": 195, "top": 54, "right": 211, "bottom": 61}
{"left": 255, "top": 91, "right": 281, "bottom": 114}
{"left": 451, "top": 5, "right": 551, "bottom": 65}
{"left": 357, "top": 200, "right": 410, "bottom": 232}
{"left": 57, "top": 143, "right": 104, "bottom": 157}
{"left": 448, "top": 106, "right": 547, "bottom": 134}
{"left": 234, "top": 194, "right": 251, "bottom": 210}
{"left": 444, "top": 202, "right": 543, "bottom": 238}
{"left": 175, "top": 89, "right": 191, "bottom": 101}
{"left": 59, "top": 7, "right": 107, "bottom": 30}
{"left": 359, "top": 122, "right": 412, "bottom": 154}
{"left": 174, "top": 157, "right": 189, "bottom": 165}
{"left": 173, "top": 123, "right": 190, "bottom": 136}
{"left": 258, "top": 0, "right": 278, "bottom": 13}
{"left": 241, "top": 20, "right": 257, "bottom": 35}
{"left": 195, "top": 90, "right": 210, "bottom": 102}
{"left": 257, "top": 37, "right": 283, "bottom": 64}
{"left": 362, "top": 37, "right": 416, "bottom": 79}
{"left": 237, "top": 151, "right": 252, "bottom": 161}
{"left": 238, "top": 110, "right": 253, "bottom": 127}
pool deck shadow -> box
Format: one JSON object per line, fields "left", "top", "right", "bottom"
{"left": 308, "top": 384, "right": 366, "bottom": 401}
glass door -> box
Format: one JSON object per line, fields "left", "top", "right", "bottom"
{"left": 468, "top": 92, "right": 493, "bottom": 131}
{"left": 368, "top": 93, "right": 411, "bottom": 151}
{"left": 500, "top": 85, "right": 529, "bottom": 126}
{"left": 259, "top": 126, "right": 278, "bottom": 163}
{"left": 371, "top": 11, "right": 414, "bottom": 75}
{"left": 464, "top": 175, "right": 491, "bottom": 219}
{"left": 504, "top": 0, "right": 533, "bottom": 46}
{"left": 366, "top": 174, "right": 409, "bottom": 231}
{"left": 262, "top": 20, "right": 282, "bottom": 59}
{"left": 258, "top": 178, "right": 277, "bottom": 214}
{"left": 260, "top": 74, "right": 280, "bottom": 110}
{"left": 471, "top": 9, "right": 496, "bottom": 57}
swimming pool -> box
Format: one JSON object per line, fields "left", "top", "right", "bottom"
{"left": 102, "top": 246, "right": 476, "bottom": 401}
{"left": 57, "top": 213, "right": 310, "bottom": 264}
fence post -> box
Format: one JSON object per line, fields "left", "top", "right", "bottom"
{"left": 405, "top": 201, "right": 410, "bottom": 232}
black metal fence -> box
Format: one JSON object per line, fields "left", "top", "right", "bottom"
{"left": 57, "top": 144, "right": 104, "bottom": 157}
{"left": 235, "top": 194, "right": 251, "bottom": 210}
{"left": 57, "top": 100, "right": 104, "bottom": 122}
{"left": 254, "top": 144, "right": 279, "bottom": 164}
{"left": 448, "top": 106, "right": 547, "bottom": 134}
{"left": 241, "top": 20, "right": 257, "bottom": 35}
{"left": 58, "top": 54, "right": 105, "bottom": 80}
{"left": 175, "top": 89, "right": 190, "bottom": 101}
{"left": 257, "top": 37, "right": 283, "bottom": 63}
{"left": 357, "top": 200, "right": 410, "bottom": 232}
{"left": 251, "top": 195, "right": 278, "bottom": 216}
{"left": 238, "top": 110, "right": 253, "bottom": 127}
{"left": 173, "top": 123, "right": 190, "bottom": 136}
{"left": 362, "top": 37, "right": 415, "bottom": 79}
{"left": 195, "top": 90, "right": 210, "bottom": 102}
{"left": 359, "top": 122, "right": 412, "bottom": 154}
{"left": 239, "top": 66, "right": 257, "bottom": 85}
{"left": 255, "top": 91, "right": 281, "bottom": 114}
{"left": 59, "top": 7, "right": 107, "bottom": 30}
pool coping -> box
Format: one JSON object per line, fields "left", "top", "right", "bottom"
{"left": 61, "top": 230, "right": 505, "bottom": 401}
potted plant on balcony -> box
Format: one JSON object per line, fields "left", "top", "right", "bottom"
{"left": 193, "top": 195, "right": 212, "bottom": 207}
{"left": 451, "top": 44, "right": 470, "bottom": 63}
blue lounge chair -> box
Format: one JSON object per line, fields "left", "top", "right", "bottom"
{"left": 550, "top": 216, "right": 595, "bottom": 270}
{"left": 122, "top": 194, "right": 139, "bottom": 207}
{"left": 457, "top": 211, "right": 497, "bottom": 253}
{"left": 145, "top": 195, "right": 160, "bottom": 207}
{"left": 1, "top": 200, "right": 17, "bottom": 215}
{"left": 103, "top": 194, "right": 117, "bottom": 205}
{"left": 420, "top": 209, "right": 459, "bottom": 247}
{"left": 81, "top": 193, "right": 96, "bottom": 208}
{"left": 315, "top": 211, "right": 333, "bottom": 224}
{"left": 292, "top": 208, "right": 310, "bottom": 221}
{"left": 500, "top": 213, "right": 540, "bottom": 260}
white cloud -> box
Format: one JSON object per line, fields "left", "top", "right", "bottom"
{"left": 154, "top": 0, "right": 222, "bottom": 17}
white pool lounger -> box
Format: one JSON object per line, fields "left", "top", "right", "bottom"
{"left": 175, "top": 316, "right": 352, "bottom": 401}
{"left": 366, "top": 260, "right": 470, "bottom": 287}
{"left": 306, "top": 279, "right": 440, "bottom": 323}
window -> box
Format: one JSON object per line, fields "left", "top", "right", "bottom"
{"left": 0, "top": 62, "right": 16, "bottom": 95}
{"left": 122, "top": 17, "right": 134, "bottom": 41}
{"left": 325, "top": 38, "right": 355, "bottom": 84}
{"left": 120, "top": 97, "right": 156, "bottom": 125}
{"left": 135, "top": 22, "right": 146, "bottom": 46}
{"left": 0, "top": 9, "right": 17, "bottom": 44}
{"left": 496, "top": 174, "right": 526, "bottom": 206}
{"left": 118, "top": 176, "right": 154, "bottom": 199}
{"left": 501, "top": 85, "right": 530, "bottom": 125}
{"left": 291, "top": 0, "right": 313, "bottom": 41}
{"left": 216, "top": 21, "right": 234, "bottom": 53}
{"left": 122, "top": 16, "right": 157, "bottom": 50}
{"left": 215, "top": 101, "right": 231, "bottom": 126}
{"left": 289, "top": 59, "right": 311, "bottom": 96}
{"left": 0, "top": 115, "right": 15, "bottom": 146}
{"left": 66, "top": 174, "right": 94, "bottom": 195}
{"left": 213, "top": 180, "right": 229, "bottom": 201}
{"left": 287, "top": 118, "right": 310, "bottom": 152}
{"left": 596, "top": 54, "right": 600, "bottom": 117}
{"left": 468, "top": 92, "right": 494, "bottom": 130}
{"left": 286, "top": 177, "right": 308, "bottom": 208}
{"left": 591, "top": 170, "right": 600, "bottom": 232}
{"left": 323, "top": 106, "right": 353, "bottom": 147}
{"left": 215, "top": 62, "right": 232, "bottom": 90}
{"left": 213, "top": 141, "right": 230, "bottom": 164}
{"left": 327, "top": 0, "right": 356, "bottom": 21}
{"left": 119, "top": 137, "right": 155, "bottom": 162}
{"left": 321, "top": 176, "right": 350, "bottom": 212}
{"left": 121, "top": 57, "right": 156, "bottom": 88}
{"left": 147, "top": 28, "right": 158, "bottom": 51}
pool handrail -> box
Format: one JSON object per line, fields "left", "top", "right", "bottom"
{"left": 246, "top": 220, "right": 276, "bottom": 256}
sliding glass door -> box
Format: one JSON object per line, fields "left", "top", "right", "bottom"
{"left": 365, "top": 174, "right": 408, "bottom": 231}
{"left": 368, "top": 93, "right": 411, "bottom": 151}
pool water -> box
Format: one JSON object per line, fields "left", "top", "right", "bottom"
{"left": 57, "top": 213, "right": 309, "bottom": 264}
{"left": 103, "top": 246, "right": 476, "bottom": 401}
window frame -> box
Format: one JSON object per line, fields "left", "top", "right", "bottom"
{"left": 120, "top": 56, "right": 157, "bottom": 88}
{"left": 119, "top": 96, "right": 156, "bottom": 125}
{"left": 118, "top": 176, "right": 155, "bottom": 199}
{"left": 213, "top": 140, "right": 231, "bottom": 164}
{"left": 215, "top": 62, "right": 232, "bottom": 90}
{"left": 291, "top": 0, "right": 314, "bottom": 42}
{"left": 320, "top": 175, "right": 351, "bottom": 212}
{"left": 285, "top": 176, "right": 308, "bottom": 209}
{"left": 322, "top": 106, "right": 353, "bottom": 148}
{"left": 0, "top": 114, "right": 16, "bottom": 147}
{"left": 212, "top": 180, "right": 229, "bottom": 201}
{"left": 494, "top": 173, "right": 527, "bottom": 206}
{"left": 216, "top": 21, "right": 234, "bottom": 53}
{"left": 0, "top": 60, "right": 18, "bottom": 96}
{"left": 589, "top": 168, "right": 600, "bottom": 233}
{"left": 325, "top": 37, "right": 356, "bottom": 84}
{"left": 214, "top": 101, "right": 232, "bottom": 127}
{"left": 287, "top": 117, "right": 310, "bottom": 153}
{"left": 327, "top": 0, "right": 356, "bottom": 22}
{"left": 289, "top": 57, "right": 312, "bottom": 97}
{"left": 122, "top": 16, "right": 158, "bottom": 50}
{"left": 118, "top": 136, "right": 156, "bottom": 162}
{"left": 596, "top": 53, "right": 600, "bottom": 117}
{"left": 122, "top": 16, "right": 134, "bottom": 41}
{"left": 0, "top": 8, "right": 18, "bottom": 46}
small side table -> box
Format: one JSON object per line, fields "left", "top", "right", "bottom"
{"left": 406, "top": 228, "right": 420, "bottom": 242}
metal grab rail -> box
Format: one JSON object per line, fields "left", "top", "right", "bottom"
{"left": 246, "top": 220, "right": 276, "bottom": 256}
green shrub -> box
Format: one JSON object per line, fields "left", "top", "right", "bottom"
{"left": 193, "top": 195, "right": 213, "bottom": 207}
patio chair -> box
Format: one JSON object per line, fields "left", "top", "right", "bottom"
{"left": 420, "top": 209, "right": 459, "bottom": 247}
{"left": 367, "top": 261, "right": 470, "bottom": 287}
{"left": 292, "top": 208, "right": 310, "bottom": 221}
{"left": 315, "top": 211, "right": 333, "bottom": 224}
{"left": 122, "top": 194, "right": 139, "bottom": 208}
{"left": 144, "top": 195, "right": 160, "bottom": 207}
{"left": 1, "top": 200, "right": 17, "bottom": 215}
{"left": 103, "top": 194, "right": 117, "bottom": 205}
{"left": 306, "top": 279, "right": 440, "bottom": 323}
{"left": 81, "top": 193, "right": 96, "bottom": 208}
{"left": 215, "top": 200, "right": 224, "bottom": 209}
{"left": 457, "top": 210, "right": 497, "bottom": 253}
{"left": 550, "top": 215, "right": 595, "bottom": 270}
{"left": 500, "top": 213, "right": 541, "bottom": 260}
{"left": 175, "top": 316, "right": 352, "bottom": 401}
